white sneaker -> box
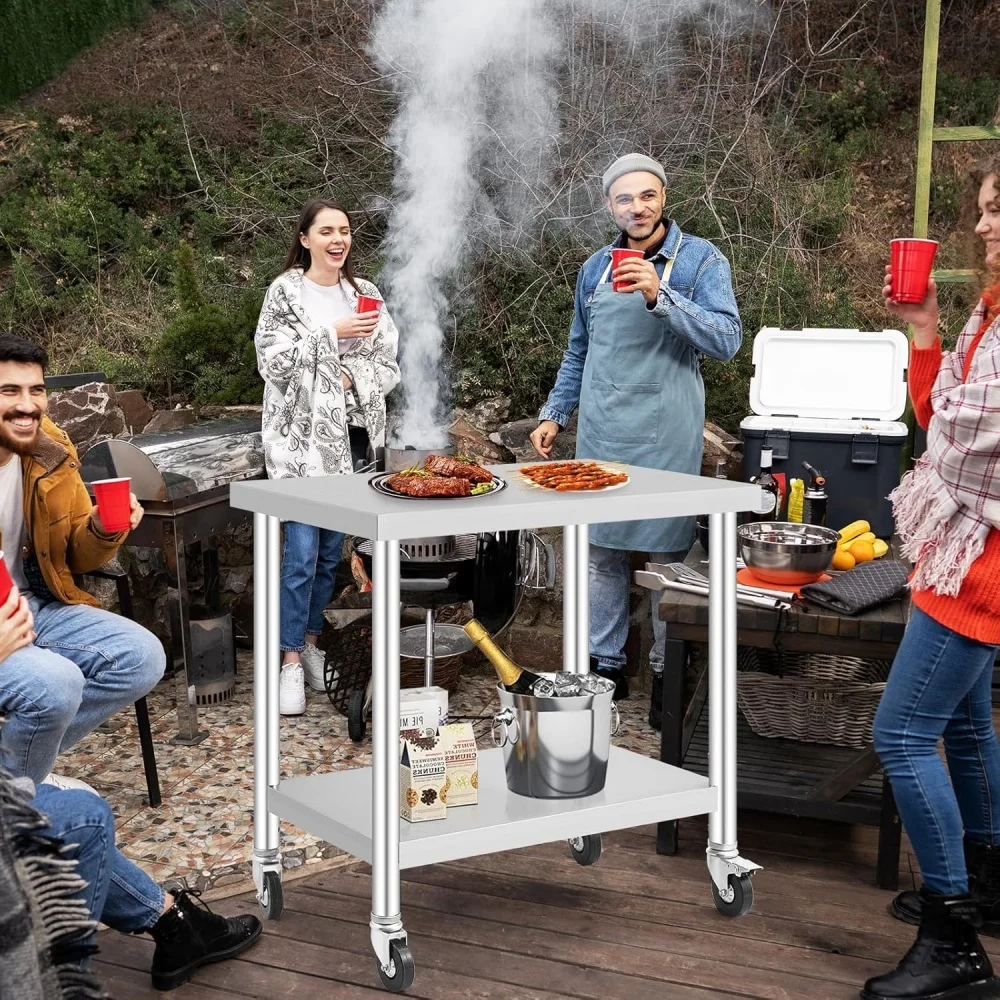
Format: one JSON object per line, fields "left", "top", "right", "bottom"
{"left": 41, "top": 773, "right": 99, "bottom": 796}
{"left": 279, "top": 664, "right": 307, "bottom": 716}
{"left": 300, "top": 644, "right": 334, "bottom": 693}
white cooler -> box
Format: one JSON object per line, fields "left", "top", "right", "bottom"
{"left": 739, "top": 326, "right": 910, "bottom": 538}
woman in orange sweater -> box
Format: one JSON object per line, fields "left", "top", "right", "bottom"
{"left": 863, "top": 161, "right": 1000, "bottom": 1000}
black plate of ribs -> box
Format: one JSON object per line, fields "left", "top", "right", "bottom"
{"left": 369, "top": 455, "right": 507, "bottom": 500}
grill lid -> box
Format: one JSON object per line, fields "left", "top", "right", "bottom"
{"left": 79, "top": 417, "right": 264, "bottom": 502}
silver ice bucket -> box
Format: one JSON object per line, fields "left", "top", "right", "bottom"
{"left": 491, "top": 677, "right": 619, "bottom": 799}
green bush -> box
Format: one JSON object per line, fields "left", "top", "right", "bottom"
{"left": 935, "top": 72, "right": 1000, "bottom": 127}
{"left": 154, "top": 243, "right": 263, "bottom": 405}
{"left": 0, "top": 0, "right": 148, "bottom": 107}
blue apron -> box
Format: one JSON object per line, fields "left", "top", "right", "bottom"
{"left": 576, "top": 249, "right": 703, "bottom": 551}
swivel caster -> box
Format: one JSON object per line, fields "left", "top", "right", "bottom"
{"left": 712, "top": 873, "right": 753, "bottom": 917}
{"left": 259, "top": 870, "right": 283, "bottom": 920}
{"left": 568, "top": 834, "right": 602, "bottom": 866}
{"left": 347, "top": 688, "right": 367, "bottom": 744}
{"left": 376, "top": 939, "right": 415, "bottom": 993}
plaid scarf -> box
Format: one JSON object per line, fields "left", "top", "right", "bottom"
{"left": 0, "top": 765, "right": 105, "bottom": 999}
{"left": 889, "top": 293, "right": 1000, "bottom": 597}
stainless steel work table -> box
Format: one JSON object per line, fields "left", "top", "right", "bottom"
{"left": 230, "top": 463, "right": 763, "bottom": 992}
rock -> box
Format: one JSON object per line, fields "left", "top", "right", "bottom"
{"left": 468, "top": 396, "right": 511, "bottom": 432}
{"left": 447, "top": 417, "right": 514, "bottom": 463}
{"left": 197, "top": 404, "right": 263, "bottom": 421}
{"left": 116, "top": 390, "right": 153, "bottom": 434}
{"left": 506, "top": 625, "right": 563, "bottom": 673}
{"left": 144, "top": 408, "right": 197, "bottom": 433}
{"left": 80, "top": 573, "right": 118, "bottom": 611}
{"left": 222, "top": 565, "right": 252, "bottom": 595}
{"left": 702, "top": 421, "right": 742, "bottom": 479}
{"left": 495, "top": 416, "right": 577, "bottom": 462}
{"left": 47, "top": 382, "right": 126, "bottom": 454}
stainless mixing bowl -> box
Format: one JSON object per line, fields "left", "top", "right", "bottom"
{"left": 737, "top": 522, "right": 840, "bottom": 586}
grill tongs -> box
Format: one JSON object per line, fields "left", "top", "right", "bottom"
{"left": 634, "top": 562, "right": 792, "bottom": 611}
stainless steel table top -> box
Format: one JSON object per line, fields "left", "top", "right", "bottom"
{"left": 230, "top": 463, "right": 759, "bottom": 540}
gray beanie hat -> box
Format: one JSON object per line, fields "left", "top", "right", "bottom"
{"left": 601, "top": 154, "right": 667, "bottom": 196}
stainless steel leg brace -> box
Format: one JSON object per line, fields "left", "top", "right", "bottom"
{"left": 252, "top": 513, "right": 282, "bottom": 898}
{"left": 370, "top": 540, "right": 407, "bottom": 968}
{"left": 563, "top": 524, "right": 590, "bottom": 675}
{"left": 706, "top": 511, "right": 761, "bottom": 895}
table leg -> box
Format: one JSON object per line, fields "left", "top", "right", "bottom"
{"left": 563, "top": 524, "right": 590, "bottom": 675}
{"left": 706, "top": 511, "right": 761, "bottom": 911}
{"left": 370, "top": 540, "right": 410, "bottom": 981}
{"left": 877, "top": 773, "right": 902, "bottom": 891}
{"left": 166, "top": 520, "right": 208, "bottom": 745}
{"left": 252, "top": 514, "right": 282, "bottom": 915}
{"left": 657, "top": 638, "right": 687, "bottom": 856}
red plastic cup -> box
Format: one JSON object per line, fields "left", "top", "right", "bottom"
{"left": 91, "top": 478, "right": 132, "bottom": 533}
{"left": 610, "top": 248, "right": 644, "bottom": 292}
{"left": 890, "top": 238, "right": 939, "bottom": 304}
{"left": 0, "top": 553, "right": 13, "bottom": 610}
{"left": 356, "top": 295, "right": 383, "bottom": 315}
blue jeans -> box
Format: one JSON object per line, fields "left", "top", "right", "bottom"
{"left": 590, "top": 545, "right": 688, "bottom": 674}
{"left": 0, "top": 599, "right": 166, "bottom": 784}
{"left": 873, "top": 606, "right": 1000, "bottom": 895}
{"left": 33, "top": 784, "right": 165, "bottom": 934}
{"left": 279, "top": 427, "right": 369, "bottom": 653}
{"left": 279, "top": 523, "right": 345, "bottom": 652}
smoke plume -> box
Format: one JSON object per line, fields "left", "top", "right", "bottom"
{"left": 370, "top": 0, "right": 759, "bottom": 447}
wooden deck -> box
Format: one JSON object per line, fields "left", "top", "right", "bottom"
{"left": 92, "top": 811, "right": 1000, "bottom": 999}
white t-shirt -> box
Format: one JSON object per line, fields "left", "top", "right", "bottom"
{"left": 0, "top": 453, "right": 30, "bottom": 595}
{"left": 300, "top": 276, "right": 354, "bottom": 347}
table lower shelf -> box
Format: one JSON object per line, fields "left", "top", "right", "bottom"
{"left": 269, "top": 746, "right": 717, "bottom": 869}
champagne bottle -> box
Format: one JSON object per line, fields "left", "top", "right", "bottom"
{"left": 463, "top": 619, "right": 542, "bottom": 694}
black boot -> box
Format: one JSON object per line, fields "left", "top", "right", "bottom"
{"left": 891, "top": 838, "right": 1000, "bottom": 937}
{"left": 150, "top": 888, "right": 262, "bottom": 991}
{"left": 591, "top": 656, "right": 629, "bottom": 700}
{"left": 649, "top": 672, "right": 663, "bottom": 730}
{"left": 862, "top": 890, "right": 999, "bottom": 999}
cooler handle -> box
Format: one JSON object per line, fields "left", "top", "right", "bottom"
{"left": 764, "top": 429, "right": 790, "bottom": 461}
{"left": 851, "top": 433, "right": 879, "bottom": 465}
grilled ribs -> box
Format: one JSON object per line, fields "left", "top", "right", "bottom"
{"left": 423, "top": 454, "right": 493, "bottom": 484}
{"left": 386, "top": 474, "right": 472, "bottom": 497}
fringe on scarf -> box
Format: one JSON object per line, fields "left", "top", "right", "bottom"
{"left": 1, "top": 772, "right": 107, "bottom": 1000}
{"left": 889, "top": 456, "right": 989, "bottom": 597}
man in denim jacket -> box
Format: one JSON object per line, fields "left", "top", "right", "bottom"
{"left": 530, "top": 154, "right": 743, "bottom": 728}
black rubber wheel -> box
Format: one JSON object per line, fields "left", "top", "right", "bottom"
{"left": 376, "top": 940, "right": 415, "bottom": 993}
{"left": 259, "top": 870, "right": 283, "bottom": 920}
{"left": 347, "top": 688, "right": 367, "bottom": 743}
{"left": 569, "top": 834, "right": 602, "bottom": 866}
{"left": 712, "top": 874, "right": 753, "bottom": 917}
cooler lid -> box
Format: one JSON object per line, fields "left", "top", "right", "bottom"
{"left": 748, "top": 327, "right": 909, "bottom": 421}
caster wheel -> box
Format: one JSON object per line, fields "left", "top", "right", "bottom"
{"left": 259, "top": 871, "right": 283, "bottom": 920}
{"left": 347, "top": 688, "right": 367, "bottom": 743}
{"left": 568, "top": 834, "right": 602, "bottom": 866}
{"left": 712, "top": 873, "right": 753, "bottom": 917}
{"left": 376, "top": 940, "right": 414, "bottom": 993}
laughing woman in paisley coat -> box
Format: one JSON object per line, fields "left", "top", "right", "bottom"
{"left": 255, "top": 198, "right": 400, "bottom": 715}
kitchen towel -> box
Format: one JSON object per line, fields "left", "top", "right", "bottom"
{"left": 799, "top": 560, "right": 909, "bottom": 616}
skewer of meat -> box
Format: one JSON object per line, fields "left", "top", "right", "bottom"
{"left": 423, "top": 454, "right": 493, "bottom": 484}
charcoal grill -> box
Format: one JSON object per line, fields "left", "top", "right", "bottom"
{"left": 80, "top": 417, "right": 265, "bottom": 744}
{"left": 340, "top": 529, "right": 552, "bottom": 739}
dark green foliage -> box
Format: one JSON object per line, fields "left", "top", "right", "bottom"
{"left": 0, "top": 0, "right": 149, "bottom": 107}
{"left": 154, "top": 243, "right": 263, "bottom": 404}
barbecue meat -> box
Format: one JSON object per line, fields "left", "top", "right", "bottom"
{"left": 386, "top": 474, "right": 472, "bottom": 497}
{"left": 423, "top": 454, "right": 493, "bottom": 484}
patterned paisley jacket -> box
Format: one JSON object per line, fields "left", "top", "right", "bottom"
{"left": 254, "top": 267, "right": 401, "bottom": 479}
